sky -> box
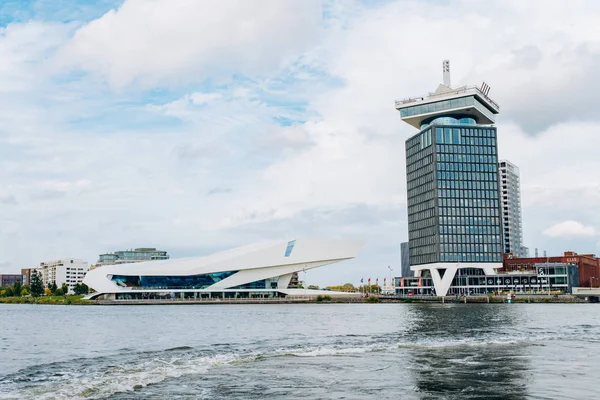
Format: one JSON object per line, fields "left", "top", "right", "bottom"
{"left": 1, "top": 0, "right": 600, "bottom": 286}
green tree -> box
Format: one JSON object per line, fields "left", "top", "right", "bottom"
{"left": 73, "top": 283, "right": 89, "bottom": 295}
{"left": 307, "top": 285, "right": 320, "bottom": 290}
{"left": 4, "top": 286, "right": 15, "bottom": 297}
{"left": 358, "top": 284, "right": 379, "bottom": 294}
{"left": 61, "top": 283, "right": 69, "bottom": 295}
{"left": 12, "top": 281, "right": 22, "bottom": 298}
{"left": 54, "top": 288, "right": 64, "bottom": 296}
{"left": 342, "top": 283, "right": 357, "bottom": 292}
{"left": 325, "top": 283, "right": 358, "bottom": 292}
{"left": 30, "top": 271, "right": 44, "bottom": 297}
{"left": 50, "top": 281, "right": 58, "bottom": 294}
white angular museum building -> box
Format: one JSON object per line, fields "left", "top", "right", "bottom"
{"left": 83, "top": 239, "right": 363, "bottom": 300}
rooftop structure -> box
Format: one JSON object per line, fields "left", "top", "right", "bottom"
{"left": 395, "top": 61, "right": 499, "bottom": 130}
{"left": 96, "top": 247, "right": 169, "bottom": 268}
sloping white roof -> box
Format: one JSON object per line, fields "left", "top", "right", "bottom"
{"left": 83, "top": 238, "right": 363, "bottom": 294}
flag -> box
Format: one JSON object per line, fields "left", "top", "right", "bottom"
{"left": 360, "top": 278, "right": 364, "bottom": 283}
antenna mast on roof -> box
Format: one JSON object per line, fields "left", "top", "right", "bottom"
{"left": 443, "top": 60, "right": 451, "bottom": 88}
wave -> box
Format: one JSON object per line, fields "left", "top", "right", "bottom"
{"left": 163, "top": 345, "right": 195, "bottom": 352}
{"left": 396, "top": 338, "right": 522, "bottom": 350}
{"left": 0, "top": 351, "right": 252, "bottom": 400}
{"left": 0, "top": 333, "right": 566, "bottom": 399}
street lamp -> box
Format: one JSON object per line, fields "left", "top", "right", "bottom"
{"left": 303, "top": 267, "right": 306, "bottom": 297}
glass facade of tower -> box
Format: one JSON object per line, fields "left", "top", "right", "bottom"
{"left": 406, "top": 124, "right": 502, "bottom": 266}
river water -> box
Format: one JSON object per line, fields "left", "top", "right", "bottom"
{"left": 0, "top": 303, "right": 599, "bottom": 399}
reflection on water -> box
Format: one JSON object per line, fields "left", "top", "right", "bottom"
{"left": 0, "top": 304, "right": 599, "bottom": 399}
{"left": 405, "top": 305, "right": 529, "bottom": 399}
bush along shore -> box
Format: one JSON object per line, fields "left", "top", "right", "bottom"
{"left": 0, "top": 271, "right": 91, "bottom": 305}
{"left": 0, "top": 295, "right": 90, "bottom": 305}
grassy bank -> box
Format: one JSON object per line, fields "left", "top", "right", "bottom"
{"left": 0, "top": 295, "right": 90, "bottom": 305}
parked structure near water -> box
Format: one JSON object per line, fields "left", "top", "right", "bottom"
{"left": 395, "top": 60, "right": 502, "bottom": 296}
{"left": 84, "top": 239, "right": 362, "bottom": 300}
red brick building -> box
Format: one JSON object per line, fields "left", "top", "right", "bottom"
{"left": 21, "top": 269, "right": 31, "bottom": 286}
{"left": 503, "top": 251, "right": 600, "bottom": 287}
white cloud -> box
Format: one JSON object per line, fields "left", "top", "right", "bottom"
{"left": 0, "top": 193, "right": 17, "bottom": 205}
{"left": 543, "top": 221, "right": 597, "bottom": 238}
{"left": 3, "top": 0, "right": 600, "bottom": 285}
{"left": 55, "top": 0, "right": 322, "bottom": 88}
{"left": 43, "top": 179, "right": 91, "bottom": 191}
{"left": 0, "top": 21, "right": 72, "bottom": 93}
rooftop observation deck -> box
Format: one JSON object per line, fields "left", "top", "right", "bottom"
{"left": 395, "top": 85, "right": 500, "bottom": 129}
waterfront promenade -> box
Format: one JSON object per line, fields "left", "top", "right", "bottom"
{"left": 1, "top": 293, "right": 589, "bottom": 305}
{"left": 91, "top": 293, "right": 586, "bottom": 305}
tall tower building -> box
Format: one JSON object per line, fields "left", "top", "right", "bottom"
{"left": 498, "top": 160, "right": 527, "bottom": 257}
{"left": 395, "top": 60, "right": 503, "bottom": 296}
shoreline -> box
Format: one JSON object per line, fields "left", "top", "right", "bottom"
{"left": 0, "top": 294, "right": 592, "bottom": 305}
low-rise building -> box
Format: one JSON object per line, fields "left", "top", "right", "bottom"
{"left": 394, "top": 251, "right": 598, "bottom": 296}
{"left": 34, "top": 259, "right": 89, "bottom": 294}
{"left": 0, "top": 274, "right": 22, "bottom": 287}
{"left": 503, "top": 251, "right": 600, "bottom": 288}
{"left": 93, "top": 248, "right": 170, "bottom": 269}
{"left": 395, "top": 262, "right": 579, "bottom": 296}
